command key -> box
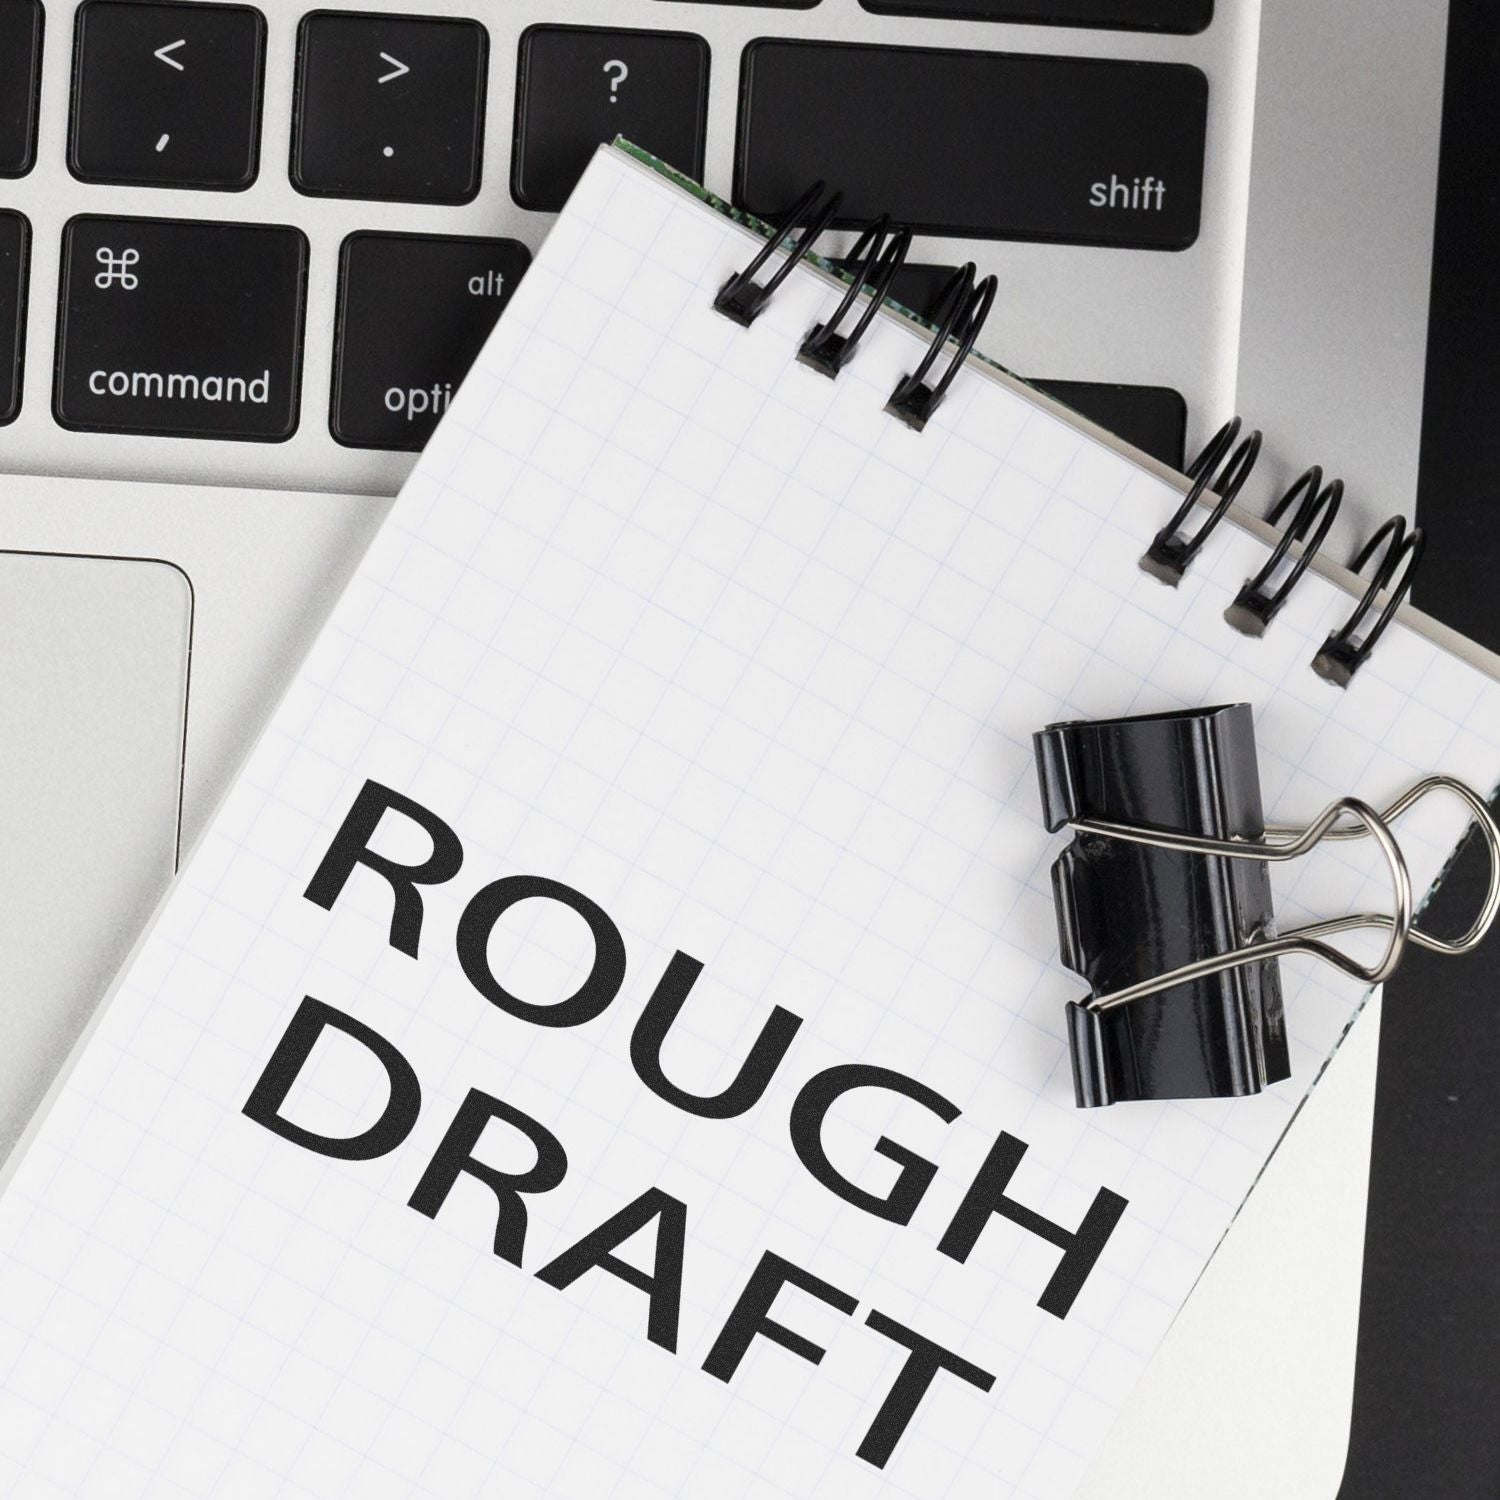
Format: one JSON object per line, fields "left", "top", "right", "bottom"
{"left": 55, "top": 216, "right": 308, "bottom": 440}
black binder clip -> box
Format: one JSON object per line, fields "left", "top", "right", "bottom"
{"left": 1034, "top": 705, "right": 1500, "bottom": 1107}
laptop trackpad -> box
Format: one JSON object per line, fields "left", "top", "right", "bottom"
{"left": 0, "top": 551, "right": 191, "bottom": 1159}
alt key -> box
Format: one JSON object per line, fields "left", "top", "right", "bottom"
{"left": 331, "top": 231, "right": 530, "bottom": 450}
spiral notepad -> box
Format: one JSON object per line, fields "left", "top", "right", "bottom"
{"left": 2, "top": 142, "right": 1499, "bottom": 1500}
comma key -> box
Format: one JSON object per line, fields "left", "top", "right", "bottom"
{"left": 331, "top": 231, "right": 530, "bottom": 451}
{"left": 69, "top": 1, "right": 266, "bottom": 189}
{"left": 55, "top": 216, "right": 308, "bottom": 441}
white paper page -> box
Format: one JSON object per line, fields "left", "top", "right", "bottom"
{"left": 2, "top": 146, "right": 1498, "bottom": 1500}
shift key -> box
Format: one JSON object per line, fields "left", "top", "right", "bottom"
{"left": 56, "top": 216, "right": 308, "bottom": 440}
{"left": 737, "top": 42, "right": 1208, "bottom": 249}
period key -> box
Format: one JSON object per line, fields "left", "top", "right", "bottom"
{"left": 331, "top": 231, "right": 530, "bottom": 450}
{"left": 55, "top": 216, "right": 308, "bottom": 440}
{"left": 292, "top": 12, "right": 488, "bottom": 203}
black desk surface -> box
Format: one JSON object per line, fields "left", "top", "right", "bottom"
{"left": 1339, "top": 2, "right": 1500, "bottom": 1493}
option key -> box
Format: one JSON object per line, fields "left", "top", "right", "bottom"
{"left": 331, "top": 231, "right": 530, "bottom": 450}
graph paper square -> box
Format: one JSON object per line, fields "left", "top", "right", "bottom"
{"left": 3, "top": 145, "right": 1500, "bottom": 1500}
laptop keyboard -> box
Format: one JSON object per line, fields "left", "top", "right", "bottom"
{"left": 0, "top": 0, "right": 1231, "bottom": 483}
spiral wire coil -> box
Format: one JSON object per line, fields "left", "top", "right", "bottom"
{"left": 1141, "top": 417, "right": 1427, "bottom": 683}
{"left": 715, "top": 183, "right": 1427, "bottom": 682}
{"left": 715, "top": 186, "right": 996, "bottom": 430}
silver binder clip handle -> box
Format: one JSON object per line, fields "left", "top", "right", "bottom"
{"left": 1069, "top": 775, "right": 1500, "bottom": 1014}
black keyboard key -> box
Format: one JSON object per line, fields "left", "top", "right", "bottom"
{"left": 839, "top": 260, "right": 1189, "bottom": 466}
{"left": 0, "top": 211, "right": 28, "bottom": 424}
{"left": 0, "top": 0, "right": 43, "bottom": 177}
{"left": 839, "top": 261, "right": 962, "bottom": 322}
{"left": 69, "top": 1, "right": 265, "bottom": 190}
{"left": 55, "top": 216, "right": 307, "bottom": 440}
{"left": 737, "top": 42, "right": 1207, "bottom": 249}
{"left": 332, "top": 231, "right": 529, "bottom": 450}
{"left": 832, "top": 256, "right": 1187, "bottom": 465}
{"left": 292, "top": 12, "right": 487, "bottom": 204}
{"left": 513, "top": 26, "right": 709, "bottom": 212}
{"left": 1030, "top": 379, "right": 1187, "bottom": 469}
{"left": 858, "top": 0, "right": 1211, "bottom": 33}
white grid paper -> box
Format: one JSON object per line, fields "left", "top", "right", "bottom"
{"left": 3, "top": 146, "right": 1500, "bottom": 1500}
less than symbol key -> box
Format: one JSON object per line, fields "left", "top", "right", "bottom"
{"left": 70, "top": 3, "right": 266, "bottom": 188}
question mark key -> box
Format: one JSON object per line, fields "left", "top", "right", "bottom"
{"left": 513, "top": 26, "right": 709, "bottom": 213}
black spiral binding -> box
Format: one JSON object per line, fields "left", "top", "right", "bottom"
{"left": 1224, "top": 466, "right": 1343, "bottom": 636}
{"left": 715, "top": 186, "right": 1423, "bottom": 685}
{"left": 885, "top": 264, "right": 998, "bottom": 432}
{"left": 1312, "top": 517, "right": 1425, "bottom": 686}
{"left": 1140, "top": 417, "right": 1425, "bottom": 684}
{"left": 1140, "top": 417, "right": 1263, "bottom": 585}
{"left": 714, "top": 182, "right": 842, "bottom": 328}
{"left": 714, "top": 186, "right": 995, "bottom": 430}
{"left": 798, "top": 217, "right": 912, "bottom": 378}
